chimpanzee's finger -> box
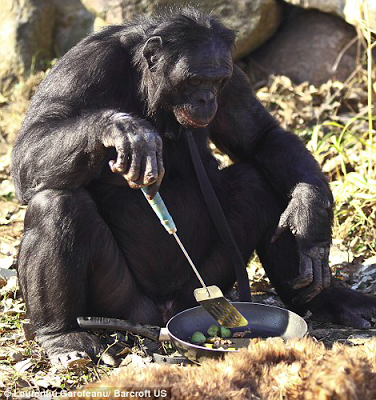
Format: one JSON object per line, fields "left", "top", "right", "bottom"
{"left": 125, "top": 151, "right": 142, "bottom": 182}
{"left": 128, "top": 155, "right": 148, "bottom": 187}
{"left": 290, "top": 253, "right": 313, "bottom": 289}
{"left": 144, "top": 164, "right": 165, "bottom": 199}
{"left": 110, "top": 136, "right": 132, "bottom": 172}
{"left": 271, "top": 226, "right": 287, "bottom": 243}
{"left": 109, "top": 148, "right": 130, "bottom": 174}
{"left": 322, "top": 248, "right": 331, "bottom": 288}
{"left": 128, "top": 150, "right": 164, "bottom": 193}
{"left": 271, "top": 205, "right": 292, "bottom": 243}
{"left": 142, "top": 154, "right": 158, "bottom": 186}
{"left": 293, "top": 256, "right": 323, "bottom": 304}
{"left": 156, "top": 146, "right": 164, "bottom": 177}
{"left": 109, "top": 159, "right": 117, "bottom": 172}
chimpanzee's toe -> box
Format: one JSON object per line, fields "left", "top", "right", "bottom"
{"left": 50, "top": 351, "right": 92, "bottom": 369}
{"left": 37, "top": 331, "right": 103, "bottom": 369}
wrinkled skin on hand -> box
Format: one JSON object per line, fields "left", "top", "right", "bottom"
{"left": 272, "top": 182, "right": 333, "bottom": 304}
{"left": 103, "top": 113, "right": 165, "bottom": 198}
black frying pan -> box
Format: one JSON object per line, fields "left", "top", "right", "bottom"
{"left": 78, "top": 302, "right": 307, "bottom": 363}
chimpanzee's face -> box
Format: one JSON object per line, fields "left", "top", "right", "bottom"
{"left": 142, "top": 36, "right": 233, "bottom": 126}
{"left": 168, "top": 44, "right": 233, "bottom": 128}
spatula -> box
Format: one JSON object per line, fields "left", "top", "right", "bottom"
{"left": 141, "top": 187, "right": 248, "bottom": 328}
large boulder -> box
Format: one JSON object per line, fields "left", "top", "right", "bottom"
{"left": 0, "top": 0, "right": 55, "bottom": 92}
{"left": 52, "top": 0, "right": 95, "bottom": 56}
{"left": 248, "top": 7, "right": 358, "bottom": 86}
{"left": 283, "top": 0, "right": 376, "bottom": 30}
{"left": 80, "top": 0, "right": 282, "bottom": 59}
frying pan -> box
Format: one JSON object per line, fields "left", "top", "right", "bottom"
{"left": 78, "top": 302, "right": 307, "bottom": 363}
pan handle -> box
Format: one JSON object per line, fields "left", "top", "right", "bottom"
{"left": 159, "top": 327, "right": 170, "bottom": 341}
{"left": 77, "top": 316, "right": 162, "bottom": 342}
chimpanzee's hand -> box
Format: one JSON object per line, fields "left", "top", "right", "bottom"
{"left": 103, "top": 113, "right": 164, "bottom": 197}
{"left": 271, "top": 183, "right": 333, "bottom": 304}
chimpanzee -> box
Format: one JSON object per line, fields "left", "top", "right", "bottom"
{"left": 11, "top": 8, "right": 376, "bottom": 366}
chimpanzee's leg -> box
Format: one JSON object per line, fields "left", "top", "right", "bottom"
{"left": 256, "top": 215, "right": 376, "bottom": 327}
{"left": 169, "top": 161, "right": 376, "bottom": 329}
{"left": 17, "top": 188, "right": 161, "bottom": 367}
{"left": 221, "top": 164, "right": 376, "bottom": 328}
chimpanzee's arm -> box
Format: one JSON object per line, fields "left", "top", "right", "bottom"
{"left": 12, "top": 107, "right": 109, "bottom": 203}
{"left": 211, "top": 66, "right": 329, "bottom": 197}
{"left": 12, "top": 107, "right": 163, "bottom": 204}
{"left": 11, "top": 26, "right": 163, "bottom": 205}
{"left": 211, "top": 66, "right": 333, "bottom": 303}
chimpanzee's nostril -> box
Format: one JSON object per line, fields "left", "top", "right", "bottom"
{"left": 195, "top": 91, "right": 215, "bottom": 107}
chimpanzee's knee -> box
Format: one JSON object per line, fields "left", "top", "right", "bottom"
{"left": 24, "top": 188, "right": 99, "bottom": 230}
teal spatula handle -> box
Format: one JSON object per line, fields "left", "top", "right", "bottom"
{"left": 141, "top": 187, "right": 177, "bottom": 234}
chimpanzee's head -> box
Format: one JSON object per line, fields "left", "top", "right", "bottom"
{"left": 138, "top": 8, "right": 235, "bottom": 128}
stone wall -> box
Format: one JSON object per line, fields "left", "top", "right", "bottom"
{"left": 0, "top": 0, "right": 374, "bottom": 91}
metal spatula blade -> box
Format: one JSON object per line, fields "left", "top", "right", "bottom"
{"left": 194, "top": 285, "right": 248, "bottom": 327}
{"left": 141, "top": 187, "right": 249, "bottom": 328}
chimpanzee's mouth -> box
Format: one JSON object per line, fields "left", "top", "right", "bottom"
{"left": 173, "top": 107, "right": 210, "bottom": 129}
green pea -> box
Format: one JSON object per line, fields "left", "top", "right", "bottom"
{"left": 207, "top": 324, "right": 220, "bottom": 337}
{"left": 191, "top": 331, "right": 206, "bottom": 344}
{"left": 219, "top": 326, "right": 232, "bottom": 338}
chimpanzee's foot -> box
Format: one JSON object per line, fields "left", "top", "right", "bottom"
{"left": 37, "top": 331, "right": 113, "bottom": 369}
{"left": 50, "top": 351, "right": 92, "bottom": 369}
{"left": 50, "top": 350, "right": 117, "bottom": 369}
{"left": 306, "top": 285, "right": 376, "bottom": 328}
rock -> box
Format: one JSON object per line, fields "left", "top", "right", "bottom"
{"left": 213, "top": 0, "right": 282, "bottom": 59}
{"left": 0, "top": 265, "right": 17, "bottom": 289}
{"left": 52, "top": 0, "right": 95, "bottom": 56}
{"left": 283, "top": 0, "right": 376, "bottom": 30}
{"left": 0, "top": 277, "right": 6, "bottom": 289}
{"left": 329, "top": 243, "right": 352, "bottom": 266}
{"left": 351, "top": 258, "right": 376, "bottom": 295}
{"left": 15, "top": 358, "right": 34, "bottom": 373}
{"left": 0, "top": 275, "right": 18, "bottom": 296}
{"left": 0, "top": 179, "right": 15, "bottom": 197}
{"left": 347, "top": 334, "right": 373, "bottom": 345}
{"left": 0, "top": 265, "right": 17, "bottom": 277}
{"left": 11, "top": 351, "right": 24, "bottom": 362}
{"left": 0, "top": 0, "right": 55, "bottom": 92}
{"left": 81, "top": 0, "right": 124, "bottom": 22}
{"left": 81, "top": 0, "right": 282, "bottom": 59}
{"left": 120, "top": 353, "right": 152, "bottom": 368}
{"left": 248, "top": 7, "right": 358, "bottom": 85}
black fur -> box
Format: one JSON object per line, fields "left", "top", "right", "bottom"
{"left": 11, "top": 8, "right": 376, "bottom": 363}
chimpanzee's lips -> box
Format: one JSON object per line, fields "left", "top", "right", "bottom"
{"left": 174, "top": 108, "right": 210, "bottom": 129}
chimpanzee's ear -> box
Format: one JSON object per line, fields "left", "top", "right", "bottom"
{"left": 142, "top": 36, "right": 163, "bottom": 69}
